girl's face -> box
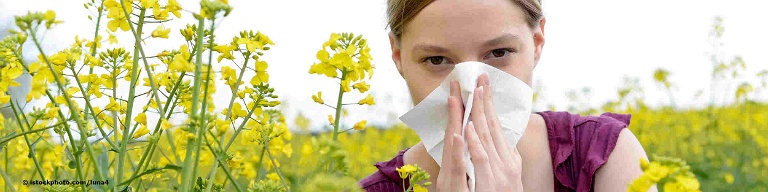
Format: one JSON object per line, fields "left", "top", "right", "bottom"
{"left": 390, "top": 0, "right": 545, "bottom": 105}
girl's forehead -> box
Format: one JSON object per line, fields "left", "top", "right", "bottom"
{"left": 401, "top": 0, "right": 530, "bottom": 46}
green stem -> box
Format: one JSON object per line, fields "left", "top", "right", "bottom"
{"left": 118, "top": 165, "right": 182, "bottom": 187}
{"left": 68, "top": 66, "right": 117, "bottom": 150}
{"left": 220, "top": 54, "right": 251, "bottom": 145}
{"left": 331, "top": 71, "right": 347, "bottom": 141}
{"left": 0, "top": 166, "right": 17, "bottom": 192}
{"left": 203, "top": 134, "right": 245, "bottom": 192}
{"left": 191, "top": 19, "right": 216, "bottom": 192}
{"left": 7, "top": 101, "right": 46, "bottom": 181}
{"left": 265, "top": 142, "right": 290, "bottom": 192}
{"left": 254, "top": 146, "right": 266, "bottom": 179}
{"left": 223, "top": 97, "right": 262, "bottom": 152}
{"left": 116, "top": 4, "right": 147, "bottom": 189}
{"left": 181, "top": 17, "right": 206, "bottom": 192}
{"left": 0, "top": 121, "right": 63, "bottom": 145}
{"left": 28, "top": 25, "right": 88, "bottom": 192}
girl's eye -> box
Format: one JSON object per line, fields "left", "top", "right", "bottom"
{"left": 425, "top": 56, "right": 450, "bottom": 65}
{"left": 485, "top": 48, "right": 515, "bottom": 59}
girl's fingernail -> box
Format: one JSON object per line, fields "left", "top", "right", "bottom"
{"left": 478, "top": 86, "right": 484, "bottom": 98}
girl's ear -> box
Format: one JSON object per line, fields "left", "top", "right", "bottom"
{"left": 533, "top": 17, "right": 546, "bottom": 68}
{"left": 389, "top": 32, "right": 404, "bottom": 78}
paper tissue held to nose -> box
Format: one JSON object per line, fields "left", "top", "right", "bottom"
{"left": 399, "top": 61, "right": 533, "bottom": 191}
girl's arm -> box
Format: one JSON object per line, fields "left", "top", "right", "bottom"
{"left": 594, "top": 129, "right": 658, "bottom": 192}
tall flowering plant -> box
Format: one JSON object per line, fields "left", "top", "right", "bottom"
{"left": 0, "top": 0, "right": 297, "bottom": 191}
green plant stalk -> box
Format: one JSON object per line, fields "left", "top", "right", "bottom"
{"left": 0, "top": 122, "right": 63, "bottom": 155}
{"left": 8, "top": 101, "right": 46, "bottom": 180}
{"left": 253, "top": 145, "right": 266, "bottom": 179}
{"left": 29, "top": 25, "right": 89, "bottom": 192}
{"left": 265, "top": 141, "right": 290, "bottom": 192}
{"left": 12, "top": 55, "right": 97, "bottom": 185}
{"left": 4, "top": 144, "right": 7, "bottom": 192}
{"left": 0, "top": 165, "right": 17, "bottom": 192}
{"left": 126, "top": 55, "right": 195, "bottom": 183}
{"left": 115, "top": 6, "right": 147, "bottom": 189}
{"left": 81, "top": 3, "right": 106, "bottom": 155}
{"left": 191, "top": 19, "right": 216, "bottom": 192}
{"left": 223, "top": 96, "right": 262, "bottom": 151}
{"left": 202, "top": 138, "right": 244, "bottom": 192}
{"left": 181, "top": 18, "right": 206, "bottom": 192}
{"left": 119, "top": 9, "right": 167, "bottom": 121}
{"left": 332, "top": 71, "right": 347, "bottom": 142}
{"left": 114, "top": 95, "right": 163, "bottom": 187}
{"left": 203, "top": 156, "right": 219, "bottom": 192}
{"left": 201, "top": 20, "right": 218, "bottom": 192}
{"left": 220, "top": 53, "right": 251, "bottom": 145}
{"left": 68, "top": 66, "right": 117, "bottom": 150}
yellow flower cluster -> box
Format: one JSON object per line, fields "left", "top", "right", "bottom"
{"left": 309, "top": 33, "right": 375, "bottom": 137}
{"left": 629, "top": 156, "right": 700, "bottom": 192}
{"left": 309, "top": 33, "right": 373, "bottom": 85}
{"left": 0, "top": 32, "right": 27, "bottom": 104}
{"left": 397, "top": 164, "right": 431, "bottom": 192}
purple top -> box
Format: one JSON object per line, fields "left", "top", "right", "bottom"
{"left": 358, "top": 111, "right": 631, "bottom": 192}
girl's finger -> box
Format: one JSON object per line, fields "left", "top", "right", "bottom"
{"left": 465, "top": 122, "right": 497, "bottom": 192}
{"left": 481, "top": 75, "right": 514, "bottom": 164}
{"left": 470, "top": 85, "right": 504, "bottom": 169}
{"left": 451, "top": 133, "right": 469, "bottom": 190}
{"left": 447, "top": 81, "right": 464, "bottom": 145}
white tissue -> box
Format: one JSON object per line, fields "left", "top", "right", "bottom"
{"left": 399, "top": 61, "right": 533, "bottom": 192}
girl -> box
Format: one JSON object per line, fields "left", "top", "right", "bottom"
{"left": 359, "top": 0, "right": 652, "bottom": 191}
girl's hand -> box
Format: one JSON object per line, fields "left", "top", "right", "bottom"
{"left": 436, "top": 73, "right": 524, "bottom": 192}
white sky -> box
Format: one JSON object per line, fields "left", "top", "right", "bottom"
{"left": 1, "top": 0, "right": 766, "bottom": 131}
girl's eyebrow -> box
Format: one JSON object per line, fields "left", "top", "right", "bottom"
{"left": 412, "top": 44, "right": 450, "bottom": 54}
{"left": 412, "top": 34, "right": 521, "bottom": 54}
{"left": 482, "top": 33, "right": 521, "bottom": 48}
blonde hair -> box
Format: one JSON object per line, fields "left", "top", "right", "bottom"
{"left": 386, "top": 0, "right": 543, "bottom": 38}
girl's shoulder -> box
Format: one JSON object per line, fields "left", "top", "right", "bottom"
{"left": 358, "top": 148, "right": 410, "bottom": 192}
{"left": 535, "top": 111, "right": 632, "bottom": 191}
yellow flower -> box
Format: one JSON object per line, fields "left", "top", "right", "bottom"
{"left": 396, "top": 164, "right": 416, "bottom": 179}
{"left": 104, "top": 0, "right": 132, "bottom": 32}
{"left": 413, "top": 184, "right": 428, "bottom": 192}
{"left": 108, "top": 33, "right": 118, "bottom": 44}
{"left": 724, "top": 173, "right": 734, "bottom": 184}
{"left": 166, "top": 0, "right": 182, "bottom": 18}
{"left": 266, "top": 173, "right": 280, "bottom": 181}
{"left": 161, "top": 119, "right": 173, "bottom": 130}
{"left": 237, "top": 38, "right": 263, "bottom": 52}
{"left": 341, "top": 79, "right": 351, "bottom": 93}
{"left": 309, "top": 62, "right": 337, "bottom": 78}
{"left": 151, "top": 26, "right": 170, "bottom": 39}
{"left": 249, "top": 60, "right": 269, "bottom": 85}
{"left": 353, "top": 120, "right": 367, "bottom": 131}
{"left": 220, "top": 65, "right": 238, "bottom": 88}
{"left": 213, "top": 44, "right": 236, "bottom": 62}
{"left": 327, "top": 115, "right": 334, "bottom": 126}
{"left": 170, "top": 45, "right": 194, "bottom": 72}
{"left": 132, "top": 125, "right": 150, "bottom": 138}
{"left": 311, "top": 91, "right": 324, "bottom": 105}
{"left": 352, "top": 81, "right": 370, "bottom": 93}
{"left": 152, "top": 3, "right": 169, "bottom": 20}
{"left": 358, "top": 94, "right": 375, "bottom": 105}
{"left": 140, "top": 0, "right": 157, "bottom": 8}
{"left": 105, "top": 97, "right": 120, "bottom": 111}
{"left": 135, "top": 112, "right": 147, "bottom": 125}
{"left": 230, "top": 103, "right": 248, "bottom": 119}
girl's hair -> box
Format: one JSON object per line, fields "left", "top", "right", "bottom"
{"left": 386, "top": 0, "right": 543, "bottom": 38}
